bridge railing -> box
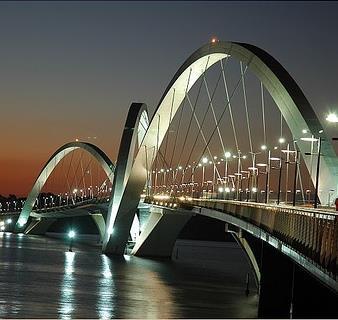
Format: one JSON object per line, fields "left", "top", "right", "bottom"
{"left": 145, "top": 196, "right": 338, "bottom": 278}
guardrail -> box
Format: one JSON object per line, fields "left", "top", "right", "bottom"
{"left": 145, "top": 196, "right": 337, "bottom": 278}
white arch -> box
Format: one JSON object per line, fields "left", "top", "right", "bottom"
{"left": 103, "top": 41, "right": 338, "bottom": 254}
{"left": 103, "top": 103, "right": 149, "bottom": 249}
{"left": 15, "top": 142, "right": 115, "bottom": 231}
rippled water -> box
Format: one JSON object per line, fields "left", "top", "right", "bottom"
{"left": 0, "top": 233, "right": 258, "bottom": 318}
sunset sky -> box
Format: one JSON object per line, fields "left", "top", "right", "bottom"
{"left": 1, "top": 1, "right": 338, "bottom": 196}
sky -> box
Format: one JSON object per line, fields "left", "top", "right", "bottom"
{"left": 1, "top": 1, "right": 338, "bottom": 196}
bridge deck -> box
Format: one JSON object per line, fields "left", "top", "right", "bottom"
{"left": 146, "top": 197, "right": 338, "bottom": 284}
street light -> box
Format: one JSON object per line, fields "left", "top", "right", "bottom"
{"left": 269, "top": 156, "right": 282, "bottom": 204}
{"left": 201, "top": 157, "right": 208, "bottom": 193}
{"left": 281, "top": 147, "right": 298, "bottom": 206}
{"left": 279, "top": 137, "right": 286, "bottom": 144}
{"left": 302, "top": 136, "right": 322, "bottom": 208}
{"left": 326, "top": 113, "right": 338, "bottom": 123}
{"left": 68, "top": 230, "right": 76, "bottom": 252}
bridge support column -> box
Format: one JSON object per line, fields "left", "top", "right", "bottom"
{"left": 131, "top": 206, "right": 193, "bottom": 258}
{"left": 137, "top": 203, "right": 151, "bottom": 233}
{"left": 24, "top": 218, "right": 57, "bottom": 235}
{"left": 242, "top": 231, "right": 338, "bottom": 318}
{"left": 90, "top": 214, "right": 106, "bottom": 242}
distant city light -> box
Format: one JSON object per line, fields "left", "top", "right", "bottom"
{"left": 278, "top": 137, "right": 286, "bottom": 144}
{"left": 202, "top": 157, "right": 208, "bottom": 164}
{"left": 261, "top": 145, "right": 267, "bottom": 150}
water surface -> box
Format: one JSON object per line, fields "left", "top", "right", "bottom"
{"left": 0, "top": 233, "right": 258, "bottom": 318}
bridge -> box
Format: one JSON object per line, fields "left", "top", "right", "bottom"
{"left": 4, "top": 40, "right": 338, "bottom": 315}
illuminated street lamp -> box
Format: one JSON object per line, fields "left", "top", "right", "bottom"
{"left": 326, "top": 113, "right": 338, "bottom": 123}
{"left": 302, "top": 136, "right": 322, "bottom": 208}
{"left": 269, "top": 156, "right": 282, "bottom": 204}
{"left": 281, "top": 146, "right": 298, "bottom": 206}
{"left": 201, "top": 157, "right": 208, "bottom": 189}
{"left": 279, "top": 137, "right": 286, "bottom": 144}
{"left": 68, "top": 229, "right": 76, "bottom": 252}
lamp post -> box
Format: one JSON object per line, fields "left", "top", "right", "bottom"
{"left": 257, "top": 163, "right": 268, "bottom": 203}
{"left": 314, "top": 137, "right": 322, "bottom": 209}
{"left": 277, "top": 160, "right": 283, "bottom": 205}
{"left": 292, "top": 150, "right": 299, "bottom": 206}
{"left": 234, "top": 151, "right": 246, "bottom": 200}
{"left": 201, "top": 157, "right": 208, "bottom": 196}
{"left": 302, "top": 136, "right": 322, "bottom": 208}
{"left": 68, "top": 230, "right": 76, "bottom": 252}
{"left": 281, "top": 147, "right": 298, "bottom": 206}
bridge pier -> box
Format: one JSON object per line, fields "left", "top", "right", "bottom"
{"left": 131, "top": 206, "right": 193, "bottom": 258}
{"left": 242, "top": 231, "right": 338, "bottom": 318}
{"left": 25, "top": 218, "right": 58, "bottom": 235}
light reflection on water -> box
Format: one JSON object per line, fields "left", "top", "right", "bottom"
{"left": 59, "top": 252, "right": 76, "bottom": 319}
{"left": 0, "top": 234, "right": 258, "bottom": 318}
{"left": 97, "top": 254, "right": 115, "bottom": 319}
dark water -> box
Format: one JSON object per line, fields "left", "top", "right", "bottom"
{"left": 0, "top": 232, "right": 258, "bottom": 318}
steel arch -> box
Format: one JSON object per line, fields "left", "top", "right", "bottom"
{"left": 15, "top": 142, "right": 115, "bottom": 231}
{"left": 103, "top": 41, "right": 338, "bottom": 254}
{"left": 103, "top": 103, "right": 149, "bottom": 251}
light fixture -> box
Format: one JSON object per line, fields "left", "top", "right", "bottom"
{"left": 300, "top": 137, "right": 318, "bottom": 142}
{"left": 68, "top": 230, "right": 76, "bottom": 239}
{"left": 326, "top": 113, "right": 338, "bottom": 123}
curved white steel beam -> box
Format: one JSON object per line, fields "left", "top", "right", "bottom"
{"left": 103, "top": 41, "right": 338, "bottom": 254}
{"left": 103, "top": 103, "right": 149, "bottom": 251}
{"left": 15, "top": 142, "right": 115, "bottom": 232}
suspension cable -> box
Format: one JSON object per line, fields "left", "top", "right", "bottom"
{"left": 167, "top": 68, "right": 192, "bottom": 180}
{"left": 240, "top": 61, "right": 253, "bottom": 158}
{"left": 182, "top": 69, "right": 223, "bottom": 174}
{"left": 260, "top": 81, "right": 266, "bottom": 146}
{"left": 173, "top": 57, "right": 210, "bottom": 180}
{"left": 203, "top": 74, "right": 226, "bottom": 155}
{"left": 162, "top": 89, "right": 176, "bottom": 170}
{"left": 64, "top": 149, "right": 75, "bottom": 198}
{"left": 220, "top": 59, "right": 239, "bottom": 152}
{"left": 186, "top": 61, "right": 251, "bottom": 183}
{"left": 68, "top": 150, "right": 85, "bottom": 197}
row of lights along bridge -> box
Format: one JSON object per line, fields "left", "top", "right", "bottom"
{"left": 150, "top": 112, "right": 338, "bottom": 208}
{"left": 0, "top": 184, "right": 112, "bottom": 212}
{"left": 1, "top": 113, "right": 337, "bottom": 214}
